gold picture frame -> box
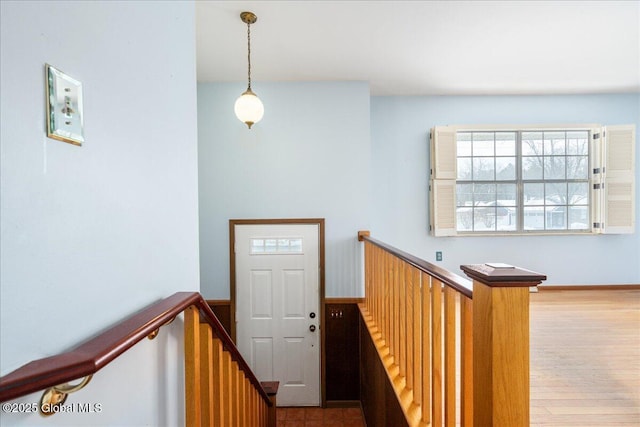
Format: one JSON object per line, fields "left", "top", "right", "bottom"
{"left": 45, "top": 64, "right": 84, "bottom": 146}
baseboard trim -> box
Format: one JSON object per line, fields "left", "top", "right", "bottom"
{"left": 325, "top": 298, "right": 364, "bottom": 304}
{"left": 538, "top": 284, "right": 640, "bottom": 291}
{"left": 325, "top": 400, "right": 361, "bottom": 408}
{"left": 206, "top": 299, "right": 231, "bottom": 306}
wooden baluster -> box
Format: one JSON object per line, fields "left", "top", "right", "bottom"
{"left": 375, "top": 245, "right": 381, "bottom": 334}
{"left": 249, "top": 379, "right": 254, "bottom": 427}
{"left": 399, "top": 259, "right": 406, "bottom": 382}
{"left": 222, "top": 351, "right": 232, "bottom": 426}
{"left": 242, "top": 377, "right": 249, "bottom": 426}
{"left": 421, "top": 273, "right": 432, "bottom": 424}
{"left": 405, "top": 263, "right": 414, "bottom": 392}
{"left": 460, "top": 296, "right": 473, "bottom": 427}
{"left": 432, "top": 278, "right": 443, "bottom": 426}
{"left": 184, "top": 306, "right": 201, "bottom": 427}
{"left": 404, "top": 264, "right": 420, "bottom": 424}
{"left": 250, "top": 384, "right": 256, "bottom": 427}
{"left": 393, "top": 257, "right": 400, "bottom": 370}
{"left": 444, "top": 286, "right": 456, "bottom": 427}
{"left": 211, "top": 337, "right": 225, "bottom": 427}
{"left": 384, "top": 248, "right": 389, "bottom": 346}
{"left": 461, "top": 264, "right": 545, "bottom": 427}
{"left": 237, "top": 367, "right": 244, "bottom": 426}
{"left": 386, "top": 255, "right": 395, "bottom": 357}
{"left": 199, "top": 324, "right": 214, "bottom": 427}
{"left": 412, "top": 267, "right": 423, "bottom": 421}
{"left": 253, "top": 386, "right": 259, "bottom": 427}
{"left": 366, "top": 241, "right": 372, "bottom": 313}
{"left": 376, "top": 250, "right": 381, "bottom": 339}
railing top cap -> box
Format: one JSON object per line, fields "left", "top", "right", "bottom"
{"left": 461, "top": 263, "right": 546, "bottom": 287}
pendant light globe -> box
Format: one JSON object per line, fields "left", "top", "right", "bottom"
{"left": 235, "top": 88, "right": 264, "bottom": 129}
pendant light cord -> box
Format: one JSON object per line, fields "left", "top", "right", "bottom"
{"left": 247, "top": 21, "right": 252, "bottom": 91}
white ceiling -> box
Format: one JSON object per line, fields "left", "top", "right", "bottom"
{"left": 196, "top": 1, "right": 640, "bottom": 96}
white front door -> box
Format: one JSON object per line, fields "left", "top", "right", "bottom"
{"left": 235, "top": 223, "right": 320, "bottom": 406}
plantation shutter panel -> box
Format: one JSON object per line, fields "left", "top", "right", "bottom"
{"left": 432, "top": 180, "right": 457, "bottom": 236}
{"left": 430, "top": 126, "right": 457, "bottom": 236}
{"left": 432, "top": 126, "right": 457, "bottom": 179}
{"left": 602, "top": 125, "right": 635, "bottom": 234}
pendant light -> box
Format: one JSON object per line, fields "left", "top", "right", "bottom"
{"left": 234, "top": 11, "right": 264, "bottom": 129}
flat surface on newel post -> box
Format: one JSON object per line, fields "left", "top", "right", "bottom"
{"left": 460, "top": 263, "right": 546, "bottom": 287}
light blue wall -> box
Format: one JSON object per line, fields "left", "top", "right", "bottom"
{"left": 371, "top": 94, "right": 640, "bottom": 285}
{"left": 0, "top": 1, "right": 199, "bottom": 425}
{"left": 198, "top": 82, "right": 371, "bottom": 298}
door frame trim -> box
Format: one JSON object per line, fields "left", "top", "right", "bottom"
{"left": 229, "top": 218, "right": 326, "bottom": 406}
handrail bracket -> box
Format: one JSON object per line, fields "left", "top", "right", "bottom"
{"left": 39, "top": 375, "right": 93, "bottom": 416}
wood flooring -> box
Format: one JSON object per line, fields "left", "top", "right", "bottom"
{"left": 277, "top": 289, "right": 639, "bottom": 426}
{"left": 530, "top": 289, "right": 640, "bottom": 426}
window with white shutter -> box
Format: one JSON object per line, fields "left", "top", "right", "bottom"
{"left": 429, "top": 124, "right": 635, "bottom": 236}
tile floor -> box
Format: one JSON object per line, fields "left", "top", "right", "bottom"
{"left": 276, "top": 407, "right": 366, "bottom": 427}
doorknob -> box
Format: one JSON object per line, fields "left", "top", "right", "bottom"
{"left": 309, "top": 325, "right": 316, "bottom": 332}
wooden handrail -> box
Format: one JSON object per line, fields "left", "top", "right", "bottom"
{"left": 0, "top": 292, "right": 272, "bottom": 406}
{"left": 359, "top": 233, "right": 473, "bottom": 298}
{"left": 358, "top": 230, "right": 545, "bottom": 426}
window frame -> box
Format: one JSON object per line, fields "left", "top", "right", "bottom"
{"left": 454, "top": 127, "right": 593, "bottom": 234}
{"left": 429, "top": 123, "right": 636, "bottom": 236}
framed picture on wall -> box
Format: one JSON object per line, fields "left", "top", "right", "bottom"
{"left": 45, "top": 64, "right": 84, "bottom": 146}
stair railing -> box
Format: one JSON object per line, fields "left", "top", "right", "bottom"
{"left": 0, "top": 292, "right": 277, "bottom": 426}
{"left": 358, "top": 231, "right": 545, "bottom": 426}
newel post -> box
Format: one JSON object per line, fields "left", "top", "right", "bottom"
{"left": 461, "top": 264, "right": 546, "bottom": 427}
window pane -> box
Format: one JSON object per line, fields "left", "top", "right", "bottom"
{"left": 496, "top": 132, "right": 516, "bottom": 155}
{"left": 474, "top": 207, "right": 496, "bottom": 231}
{"left": 473, "top": 157, "right": 495, "bottom": 180}
{"left": 265, "top": 239, "right": 277, "bottom": 252}
{"left": 497, "top": 207, "right": 517, "bottom": 231}
{"left": 545, "top": 182, "right": 567, "bottom": 205}
{"left": 473, "top": 133, "right": 494, "bottom": 156}
{"left": 473, "top": 183, "right": 496, "bottom": 204}
{"left": 523, "top": 156, "right": 543, "bottom": 179}
{"left": 497, "top": 183, "right": 517, "bottom": 206}
{"left": 289, "top": 239, "right": 303, "bottom": 252}
{"left": 568, "top": 206, "right": 589, "bottom": 230}
{"left": 567, "top": 131, "right": 589, "bottom": 155}
{"left": 496, "top": 157, "right": 516, "bottom": 180}
{"left": 457, "top": 208, "right": 473, "bottom": 231}
{"left": 278, "top": 239, "right": 290, "bottom": 251}
{"left": 522, "top": 132, "right": 543, "bottom": 155}
{"left": 457, "top": 133, "right": 472, "bottom": 156}
{"left": 544, "top": 156, "right": 566, "bottom": 179}
{"left": 524, "top": 207, "right": 545, "bottom": 230}
{"left": 568, "top": 182, "right": 588, "bottom": 205}
{"left": 566, "top": 156, "right": 588, "bottom": 179}
{"left": 544, "top": 132, "right": 566, "bottom": 155}
{"left": 457, "top": 158, "right": 472, "bottom": 180}
{"left": 251, "top": 239, "right": 265, "bottom": 253}
{"left": 456, "top": 183, "right": 473, "bottom": 206}
{"left": 524, "top": 183, "right": 544, "bottom": 205}
{"left": 546, "top": 206, "right": 566, "bottom": 230}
